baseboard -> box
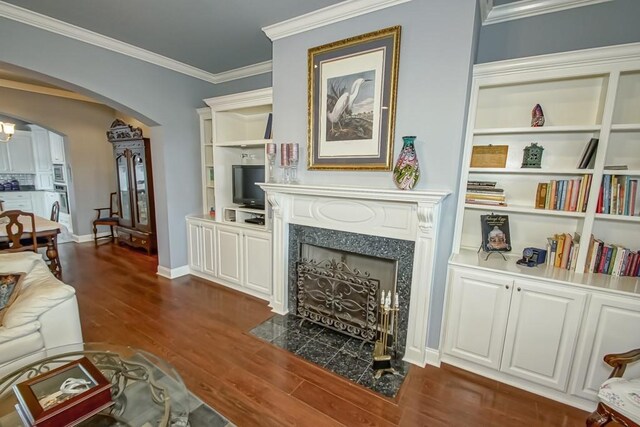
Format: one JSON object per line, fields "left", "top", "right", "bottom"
{"left": 425, "top": 347, "right": 441, "bottom": 367}
{"left": 156, "top": 265, "right": 190, "bottom": 279}
{"left": 72, "top": 232, "right": 110, "bottom": 243}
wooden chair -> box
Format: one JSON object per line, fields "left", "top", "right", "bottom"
{"left": 21, "top": 201, "right": 60, "bottom": 247}
{"left": 93, "top": 192, "right": 119, "bottom": 244}
{"left": 587, "top": 348, "right": 640, "bottom": 427}
{"left": 0, "top": 210, "right": 38, "bottom": 253}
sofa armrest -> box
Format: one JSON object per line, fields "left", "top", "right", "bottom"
{"left": 3, "top": 279, "right": 75, "bottom": 329}
{"left": 38, "top": 296, "right": 83, "bottom": 350}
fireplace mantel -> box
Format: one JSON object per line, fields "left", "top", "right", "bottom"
{"left": 260, "top": 183, "right": 450, "bottom": 367}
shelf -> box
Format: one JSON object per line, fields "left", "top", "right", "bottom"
{"left": 472, "top": 125, "right": 601, "bottom": 135}
{"left": 469, "top": 168, "right": 593, "bottom": 175}
{"left": 204, "top": 142, "right": 214, "bottom": 146}
{"left": 595, "top": 213, "right": 640, "bottom": 222}
{"left": 611, "top": 124, "right": 640, "bottom": 132}
{"left": 464, "top": 203, "right": 586, "bottom": 217}
{"left": 602, "top": 169, "right": 640, "bottom": 176}
{"left": 231, "top": 206, "right": 265, "bottom": 215}
{"left": 215, "top": 139, "right": 271, "bottom": 147}
{"left": 450, "top": 248, "right": 640, "bottom": 296}
{"left": 205, "top": 164, "right": 214, "bottom": 167}
{"left": 207, "top": 185, "right": 215, "bottom": 189}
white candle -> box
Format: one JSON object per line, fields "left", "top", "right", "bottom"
{"left": 380, "top": 290, "right": 386, "bottom": 307}
{"left": 394, "top": 292, "right": 399, "bottom": 308}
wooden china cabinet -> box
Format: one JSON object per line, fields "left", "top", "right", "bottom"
{"left": 106, "top": 119, "right": 156, "bottom": 254}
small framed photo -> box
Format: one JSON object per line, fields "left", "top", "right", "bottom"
{"left": 308, "top": 26, "right": 401, "bottom": 170}
{"left": 480, "top": 214, "right": 512, "bottom": 252}
{"left": 13, "top": 357, "right": 113, "bottom": 426}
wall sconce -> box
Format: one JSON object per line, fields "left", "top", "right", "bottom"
{"left": 0, "top": 122, "right": 15, "bottom": 143}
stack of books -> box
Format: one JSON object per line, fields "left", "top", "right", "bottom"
{"left": 534, "top": 175, "right": 592, "bottom": 212}
{"left": 596, "top": 175, "right": 638, "bottom": 216}
{"left": 466, "top": 180, "right": 506, "bottom": 207}
{"left": 545, "top": 232, "right": 581, "bottom": 271}
{"left": 584, "top": 235, "right": 640, "bottom": 276}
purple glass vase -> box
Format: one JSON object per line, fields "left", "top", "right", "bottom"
{"left": 393, "top": 136, "right": 420, "bottom": 190}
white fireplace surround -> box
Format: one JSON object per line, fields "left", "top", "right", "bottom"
{"left": 260, "top": 183, "right": 450, "bottom": 367}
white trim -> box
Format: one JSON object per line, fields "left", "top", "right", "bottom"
{"left": 0, "top": 1, "right": 271, "bottom": 84}
{"left": 157, "top": 265, "right": 190, "bottom": 279}
{"left": 204, "top": 87, "right": 273, "bottom": 111}
{"left": 483, "top": 0, "right": 614, "bottom": 25}
{"left": 425, "top": 347, "right": 441, "bottom": 367}
{"left": 0, "top": 79, "right": 101, "bottom": 104}
{"left": 479, "top": 0, "right": 493, "bottom": 23}
{"left": 262, "top": 0, "right": 412, "bottom": 41}
{"left": 474, "top": 42, "right": 640, "bottom": 77}
{"left": 71, "top": 232, "right": 110, "bottom": 243}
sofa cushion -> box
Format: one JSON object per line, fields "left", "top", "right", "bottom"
{"left": 0, "top": 273, "right": 25, "bottom": 324}
{"left": 0, "top": 321, "right": 40, "bottom": 345}
{"left": 2, "top": 266, "right": 75, "bottom": 329}
{"left": 0, "top": 331, "right": 44, "bottom": 365}
{"left": 598, "top": 377, "right": 640, "bottom": 423}
{"left": 0, "top": 252, "right": 40, "bottom": 275}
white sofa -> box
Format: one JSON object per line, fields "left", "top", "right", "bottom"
{"left": 0, "top": 252, "right": 83, "bottom": 377}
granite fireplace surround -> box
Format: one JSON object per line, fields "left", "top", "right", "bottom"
{"left": 259, "top": 183, "right": 450, "bottom": 368}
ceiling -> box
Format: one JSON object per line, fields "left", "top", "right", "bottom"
{"left": 0, "top": 0, "right": 344, "bottom": 75}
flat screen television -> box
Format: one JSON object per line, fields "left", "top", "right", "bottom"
{"left": 232, "top": 165, "right": 265, "bottom": 209}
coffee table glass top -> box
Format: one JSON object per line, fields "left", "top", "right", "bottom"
{"left": 0, "top": 343, "right": 189, "bottom": 427}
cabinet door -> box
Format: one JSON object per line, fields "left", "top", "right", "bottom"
{"left": 501, "top": 279, "right": 586, "bottom": 391}
{"left": 216, "top": 226, "right": 242, "bottom": 285}
{"left": 131, "top": 152, "right": 151, "bottom": 231}
{"left": 0, "top": 143, "right": 10, "bottom": 173}
{"left": 35, "top": 173, "right": 54, "bottom": 190}
{"left": 49, "top": 132, "right": 65, "bottom": 163}
{"left": 7, "top": 132, "right": 35, "bottom": 173}
{"left": 32, "top": 128, "right": 52, "bottom": 172}
{"left": 202, "top": 222, "right": 216, "bottom": 276}
{"left": 570, "top": 294, "right": 640, "bottom": 401}
{"left": 242, "top": 230, "right": 271, "bottom": 295}
{"left": 115, "top": 151, "right": 133, "bottom": 227}
{"left": 187, "top": 221, "right": 203, "bottom": 272}
{"left": 443, "top": 268, "right": 513, "bottom": 369}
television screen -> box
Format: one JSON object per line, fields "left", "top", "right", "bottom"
{"left": 232, "top": 165, "right": 265, "bottom": 208}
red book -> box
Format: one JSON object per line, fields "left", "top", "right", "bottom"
{"left": 596, "top": 182, "right": 604, "bottom": 213}
{"left": 630, "top": 180, "right": 638, "bottom": 216}
{"left": 598, "top": 245, "right": 610, "bottom": 273}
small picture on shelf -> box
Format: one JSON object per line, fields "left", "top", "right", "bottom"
{"left": 470, "top": 145, "right": 508, "bottom": 168}
{"left": 480, "top": 214, "right": 512, "bottom": 252}
{"left": 576, "top": 138, "right": 598, "bottom": 169}
{"left": 264, "top": 113, "right": 273, "bottom": 139}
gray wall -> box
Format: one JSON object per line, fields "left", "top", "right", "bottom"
{"left": 0, "top": 17, "right": 269, "bottom": 269}
{"left": 272, "top": 0, "right": 478, "bottom": 349}
{"left": 0, "top": 87, "right": 117, "bottom": 235}
{"left": 478, "top": 0, "right": 640, "bottom": 63}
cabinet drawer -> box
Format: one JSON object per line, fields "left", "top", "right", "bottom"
{"left": 0, "top": 192, "right": 31, "bottom": 201}
{"left": 2, "top": 201, "right": 33, "bottom": 211}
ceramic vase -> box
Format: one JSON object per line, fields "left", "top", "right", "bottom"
{"left": 393, "top": 136, "right": 420, "bottom": 190}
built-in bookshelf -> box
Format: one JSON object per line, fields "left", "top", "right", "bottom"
{"left": 451, "top": 45, "right": 640, "bottom": 287}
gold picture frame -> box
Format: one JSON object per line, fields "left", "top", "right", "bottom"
{"left": 308, "top": 26, "right": 401, "bottom": 170}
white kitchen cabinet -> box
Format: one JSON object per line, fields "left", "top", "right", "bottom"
{"left": 570, "top": 294, "right": 640, "bottom": 401}
{"left": 201, "top": 222, "right": 216, "bottom": 277}
{"left": 216, "top": 224, "right": 242, "bottom": 286}
{"left": 44, "top": 191, "right": 59, "bottom": 217}
{"left": 49, "top": 132, "right": 65, "bottom": 164}
{"left": 5, "top": 131, "right": 35, "bottom": 173}
{"left": 0, "top": 192, "right": 33, "bottom": 211}
{"left": 35, "top": 173, "right": 54, "bottom": 190}
{"left": 500, "top": 279, "right": 586, "bottom": 391}
{"left": 443, "top": 268, "right": 512, "bottom": 369}
{"left": 242, "top": 229, "right": 271, "bottom": 295}
{"left": 30, "top": 126, "right": 52, "bottom": 172}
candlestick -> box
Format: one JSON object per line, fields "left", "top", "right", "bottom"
{"left": 394, "top": 292, "right": 399, "bottom": 308}
{"left": 288, "top": 143, "right": 299, "bottom": 184}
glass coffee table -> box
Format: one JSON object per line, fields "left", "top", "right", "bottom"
{"left": 0, "top": 343, "right": 190, "bottom": 427}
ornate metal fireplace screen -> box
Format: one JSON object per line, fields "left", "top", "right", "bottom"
{"left": 296, "top": 258, "right": 379, "bottom": 342}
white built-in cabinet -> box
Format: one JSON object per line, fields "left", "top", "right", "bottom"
{"left": 442, "top": 43, "right": 640, "bottom": 412}
{"left": 29, "top": 125, "right": 54, "bottom": 190}
{"left": 186, "top": 88, "right": 273, "bottom": 301}
{"left": 49, "top": 132, "right": 65, "bottom": 164}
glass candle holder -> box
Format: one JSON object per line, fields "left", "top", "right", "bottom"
{"left": 266, "top": 143, "right": 277, "bottom": 183}
{"left": 288, "top": 143, "right": 299, "bottom": 184}
{"left": 280, "top": 143, "right": 290, "bottom": 184}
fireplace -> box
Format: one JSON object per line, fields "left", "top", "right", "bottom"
{"left": 290, "top": 225, "right": 413, "bottom": 356}
{"left": 260, "top": 183, "right": 449, "bottom": 367}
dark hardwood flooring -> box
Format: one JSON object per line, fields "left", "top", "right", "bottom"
{"left": 59, "top": 242, "right": 590, "bottom": 426}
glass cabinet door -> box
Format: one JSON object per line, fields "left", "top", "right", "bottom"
{"left": 132, "top": 153, "right": 149, "bottom": 229}
{"left": 116, "top": 152, "right": 132, "bottom": 227}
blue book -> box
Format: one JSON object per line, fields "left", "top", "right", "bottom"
{"left": 603, "top": 246, "right": 615, "bottom": 274}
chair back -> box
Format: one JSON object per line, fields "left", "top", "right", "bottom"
{"left": 50, "top": 201, "right": 60, "bottom": 222}
{"left": 0, "top": 210, "right": 38, "bottom": 253}
{"left": 109, "top": 192, "right": 119, "bottom": 217}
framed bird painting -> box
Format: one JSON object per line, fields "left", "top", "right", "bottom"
{"left": 308, "top": 26, "right": 401, "bottom": 170}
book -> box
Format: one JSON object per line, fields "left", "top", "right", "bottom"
{"left": 535, "top": 183, "right": 548, "bottom": 209}
{"left": 604, "top": 165, "right": 629, "bottom": 170}
{"left": 467, "top": 180, "right": 497, "bottom": 187}
{"left": 555, "top": 233, "right": 566, "bottom": 267}
{"left": 577, "top": 138, "right": 599, "bottom": 169}
{"left": 560, "top": 233, "right": 572, "bottom": 269}
{"left": 480, "top": 214, "right": 512, "bottom": 252}
{"left": 264, "top": 113, "right": 273, "bottom": 139}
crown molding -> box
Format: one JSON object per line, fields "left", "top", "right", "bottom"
{"left": 483, "top": 0, "right": 614, "bottom": 25}
{"left": 0, "top": 78, "right": 102, "bottom": 104}
{"left": 204, "top": 87, "right": 273, "bottom": 111}
{"left": 474, "top": 42, "right": 640, "bottom": 77}
{"left": 262, "top": 0, "right": 412, "bottom": 41}
{"left": 0, "top": 1, "right": 271, "bottom": 84}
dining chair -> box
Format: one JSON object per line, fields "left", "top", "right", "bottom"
{"left": 20, "top": 201, "right": 60, "bottom": 248}
{"left": 0, "top": 210, "right": 38, "bottom": 253}
{"left": 93, "top": 192, "right": 119, "bottom": 244}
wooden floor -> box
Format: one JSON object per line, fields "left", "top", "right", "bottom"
{"left": 60, "top": 242, "right": 590, "bottom": 426}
